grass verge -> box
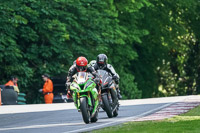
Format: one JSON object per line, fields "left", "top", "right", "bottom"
{"left": 92, "top": 105, "right": 200, "bottom": 133}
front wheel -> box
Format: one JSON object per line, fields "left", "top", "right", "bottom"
{"left": 102, "top": 94, "right": 113, "bottom": 118}
{"left": 80, "top": 97, "right": 90, "bottom": 124}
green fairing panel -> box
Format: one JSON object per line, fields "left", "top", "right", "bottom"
{"left": 70, "top": 78, "right": 99, "bottom": 113}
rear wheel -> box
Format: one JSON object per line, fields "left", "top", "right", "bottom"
{"left": 102, "top": 94, "right": 112, "bottom": 118}
{"left": 80, "top": 97, "right": 90, "bottom": 124}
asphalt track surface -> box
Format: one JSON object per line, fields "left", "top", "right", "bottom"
{"left": 0, "top": 96, "right": 194, "bottom": 133}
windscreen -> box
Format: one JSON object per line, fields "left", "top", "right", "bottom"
{"left": 97, "top": 70, "right": 111, "bottom": 87}
{"left": 97, "top": 70, "right": 107, "bottom": 78}
{"left": 76, "top": 72, "right": 88, "bottom": 84}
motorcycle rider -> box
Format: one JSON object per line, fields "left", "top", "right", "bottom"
{"left": 92, "top": 54, "right": 122, "bottom": 99}
{"left": 66, "top": 56, "right": 100, "bottom": 94}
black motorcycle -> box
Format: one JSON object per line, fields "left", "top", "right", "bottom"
{"left": 97, "top": 70, "right": 119, "bottom": 118}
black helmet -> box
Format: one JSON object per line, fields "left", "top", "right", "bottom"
{"left": 97, "top": 54, "right": 107, "bottom": 69}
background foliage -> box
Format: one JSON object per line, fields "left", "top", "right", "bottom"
{"left": 0, "top": 0, "right": 199, "bottom": 103}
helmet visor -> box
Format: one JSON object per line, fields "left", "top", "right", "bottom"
{"left": 98, "top": 62, "right": 105, "bottom": 68}
{"left": 77, "top": 66, "right": 87, "bottom": 72}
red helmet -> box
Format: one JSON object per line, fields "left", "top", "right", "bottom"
{"left": 76, "top": 56, "right": 88, "bottom": 72}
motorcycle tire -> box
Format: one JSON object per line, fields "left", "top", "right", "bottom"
{"left": 102, "top": 94, "right": 113, "bottom": 118}
{"left": 80, "top": 97, "right": 90, "bottom": 124}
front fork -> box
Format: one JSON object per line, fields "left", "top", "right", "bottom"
{"left": 99, "top": 89, "right": 112, "bottom": 106}
{"left": 73, "top": 91, "right": 98, "bottom": 116}
{"left": 98, "top": 89, "right": 102, "bottom": 102}
{"left": 72, "top": 92, "right": 79, "bottom": 109}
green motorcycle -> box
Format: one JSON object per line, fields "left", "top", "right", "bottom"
{"left": 70, "top": 72, "right": 99, "bottom": 124}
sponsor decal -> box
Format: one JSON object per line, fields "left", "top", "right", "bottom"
{"left": 80, "top": 61, "right": 84, "bottom": 65}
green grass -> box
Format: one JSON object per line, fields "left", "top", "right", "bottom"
{"left": 92, "top": 105, "right": 200, "bottom": 133}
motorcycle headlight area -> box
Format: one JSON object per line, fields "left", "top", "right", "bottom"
{"left": 84, "top": 81, "right": 93, "bottom": 89}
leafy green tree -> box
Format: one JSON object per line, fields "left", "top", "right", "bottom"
{"left": 1, "top": 0, "right": 199, "bottom": 103}
{"left": 132, "top": 0, "right": 200, "bottom": 97}
{"left": 0, "top": 0, "right": 144, "bottom": 103}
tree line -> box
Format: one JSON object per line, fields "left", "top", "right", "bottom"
{"left": 0, "top": 0, "right": 199, "bottom": 103}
